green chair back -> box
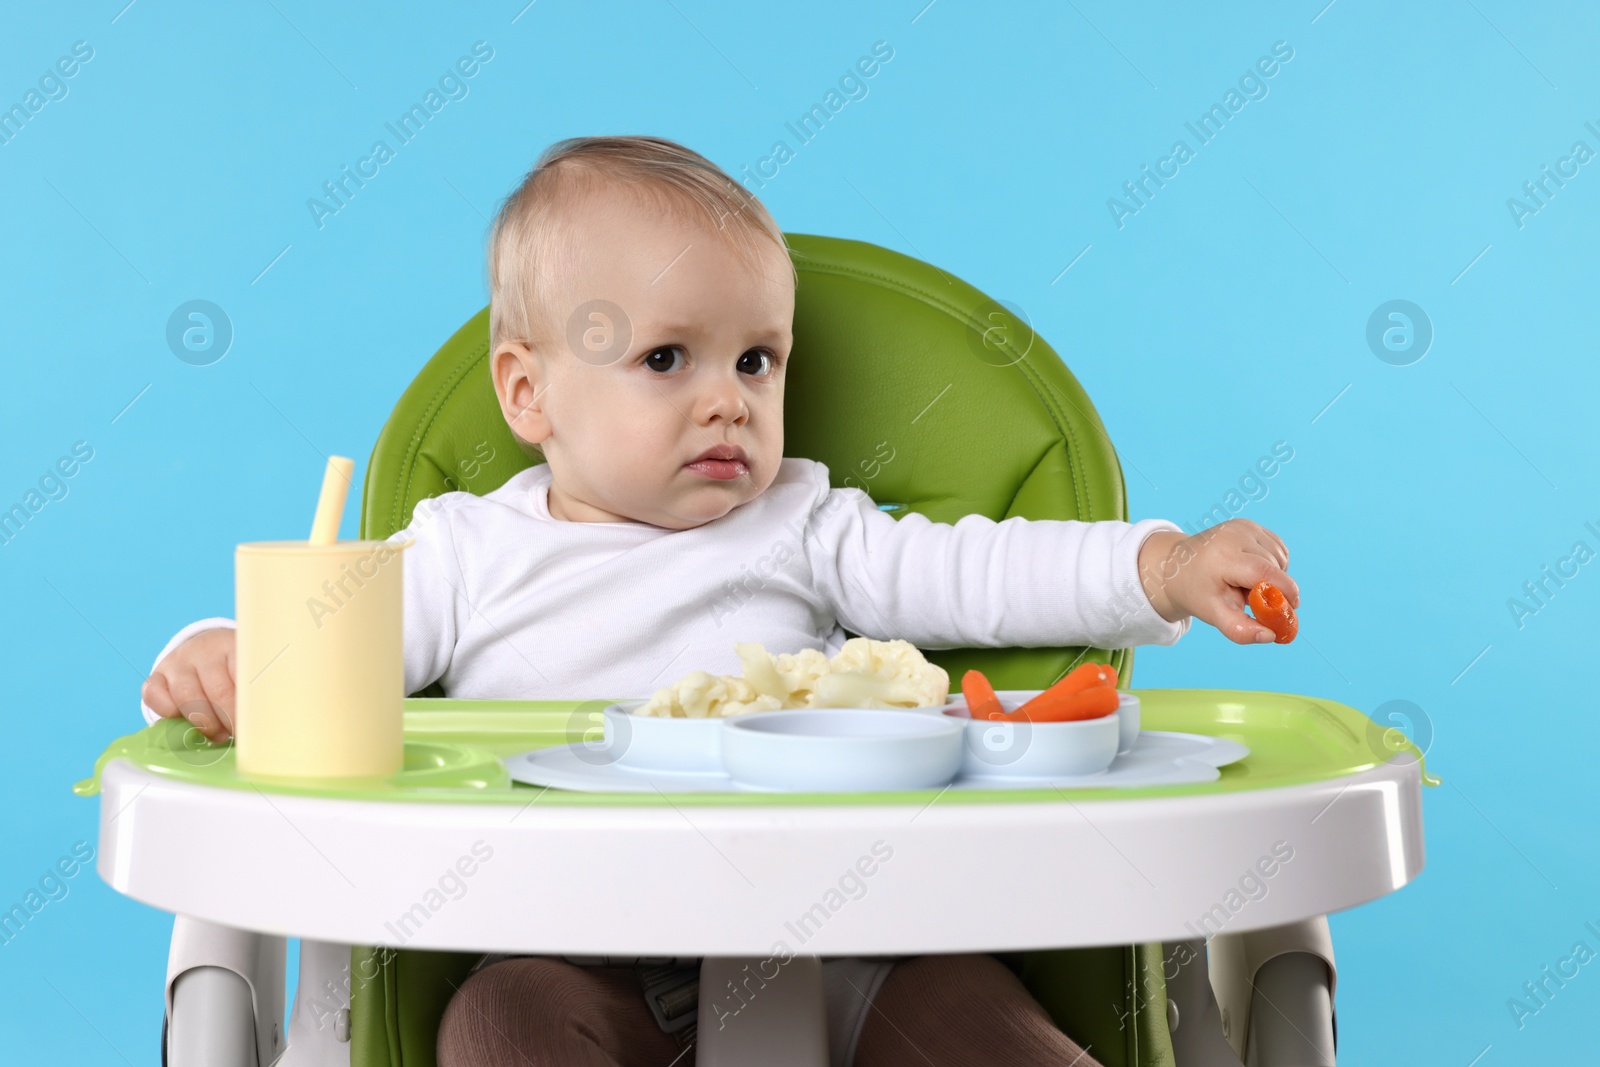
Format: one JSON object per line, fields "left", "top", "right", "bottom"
{"left": 352, "top": 234, "right": 1172, "bottom": 1067}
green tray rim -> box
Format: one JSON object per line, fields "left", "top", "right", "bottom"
{"left": 78, "top": 688, "right": 1434, "bottom": 807}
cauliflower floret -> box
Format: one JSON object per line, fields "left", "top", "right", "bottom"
{"left": 636, "top": 670, "right": 784, "bottom": 718}
{"left": 817, "top": 638, "right": 950, "bottom": 709}
{"left": 773, "top": 648, "right": 832, "bottom": 706}
{"left": 732, "top": 643, "right": 837, "bottom": 709}
{"left": 632, "top": 638, "right": 948, "bottom": 717}
{"left": 734, "top": 642, "right": 792, "bottom": 702}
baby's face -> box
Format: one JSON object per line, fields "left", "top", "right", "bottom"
{"left": 493, "top": 189, "right": 794, "bottom": 530}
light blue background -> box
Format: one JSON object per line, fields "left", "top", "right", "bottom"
{"left": 3, "top": 1, "right": 1596, "bottom": 1062}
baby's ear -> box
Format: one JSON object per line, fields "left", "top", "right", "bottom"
{"left": 491, "top": 341, "right": 552, "bottom": 446}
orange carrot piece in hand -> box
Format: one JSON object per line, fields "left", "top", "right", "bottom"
{"left": 961, "top": 669, "right": 1004, "bottom": 721}
{"left": 1248, "top": 581, "right": 1298, "bottom": 644}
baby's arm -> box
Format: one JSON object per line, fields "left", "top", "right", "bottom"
{"left": 139, "top": 497, "right": 473, "bottom": 741}
{"left": 805, "top": 478, "right": 1299, "bottom": 649}
{"left": 804, "top": 486, "right": 1190, "bottom": 651}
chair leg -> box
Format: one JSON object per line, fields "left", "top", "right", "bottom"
{"left": 168, "top": 966, "right": 258, "bottom": 1067}
{"left": 697, "top": 955, "right": 828, "bottom": 1067}
{"left": 1164, "top": 939, "right": 1247, "bottom": 1067}
{"left": 166, "top": 916, "right": 285, "bottom": 1066}
{"left": 1244, "top": 953, "right": 1335, "bottom": 1067}
{"left": 1206, "top": 918, "right": 1336, "bottom": 1065}
{"left": 283, "top": 940, "right": 357, "bottom": 1066}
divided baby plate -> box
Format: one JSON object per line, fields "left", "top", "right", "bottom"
{"left": 945, "top": 689, "right": 1139, "bottom": 780}
{"left": 721, "top": 708, "right": 964, "bottom": 792}
{"left": 947, "top": 705, "right": 1119, "bottom": 779}
{"left": 504, "top": 692, "right": 1248, "bottom": 795}
{"left": 601, "top": 701, "right": 724, "bottom": 773}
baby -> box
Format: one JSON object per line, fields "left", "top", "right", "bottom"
{"left": 141, "top": 136, "right": 1301, "bottom": 1067}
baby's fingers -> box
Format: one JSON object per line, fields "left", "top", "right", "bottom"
{"left": 165, "top": 666, "right": 230, "bottom": 744}
{"left": 1199, "top": 592, "right": 1279, "bottom": 645}
{"left": 196, "top": 657, "right": 238, "bottom": 741}
{"left": 1250, "top": 532, "right": 1295, "bottom": 601}
{"left": 142, "top": 672, "right": 179, "bottom": 718}
{"left": 1231, "top": 552, "right": 1299, "bottom": 610}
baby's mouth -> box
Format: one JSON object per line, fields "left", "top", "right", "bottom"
{"left": 685, "top": 445, "right": 750, "bottom": 481}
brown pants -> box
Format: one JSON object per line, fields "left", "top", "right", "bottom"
{"left": 438, "top": 954, "right": 1104, "bottom": 1067}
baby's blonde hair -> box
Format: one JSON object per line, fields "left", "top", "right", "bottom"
{"left": 488, "top": 136, "right": 792, "bottom": 354}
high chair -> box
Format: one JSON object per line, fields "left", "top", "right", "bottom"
{"left": 87, "top": 234, "right": 1426, "bottom": 1067}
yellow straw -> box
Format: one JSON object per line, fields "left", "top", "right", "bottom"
{"left": 308, "top": 456, "right": 354, "bottom": 544}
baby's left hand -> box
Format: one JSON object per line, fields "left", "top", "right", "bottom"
{"left": 1137, "top": 520, "right": 1299, "bottom": 644}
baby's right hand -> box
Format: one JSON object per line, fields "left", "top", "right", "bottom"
{"left": 142, "top": 629, "right": 237, "bottom": 744}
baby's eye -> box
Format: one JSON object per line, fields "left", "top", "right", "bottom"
{"left": 643, "top": 346, "right": 686, "bottom": 374}
{"left": 737, "top": 348, "right": 779, "bottom": 376}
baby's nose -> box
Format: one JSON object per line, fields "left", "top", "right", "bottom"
{"left": 697, "top": 379, "right": 748, "bottom": 423}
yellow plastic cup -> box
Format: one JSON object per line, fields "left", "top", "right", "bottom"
{"left": 234, "top": 539, "right": 406, "bottom": 778}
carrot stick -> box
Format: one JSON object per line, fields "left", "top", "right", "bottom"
{"left": 1020, "top": 686, "right": 1120, "bottom": 722}
{"left": 1008, "top": 663, "right": 1118, "bottom": 722}
{"left": 1020, "top": 662, "right": 1112, "bottom": 706}
{"left": 961, "top": 670, "right": 1004, "bottom": 721}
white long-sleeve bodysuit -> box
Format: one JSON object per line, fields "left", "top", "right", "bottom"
{"left": 146, "top": 456, "right": 1187, "bottom": 713}
{"left": 141, "top": 456, "right": 1191, "bottom": 1064}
